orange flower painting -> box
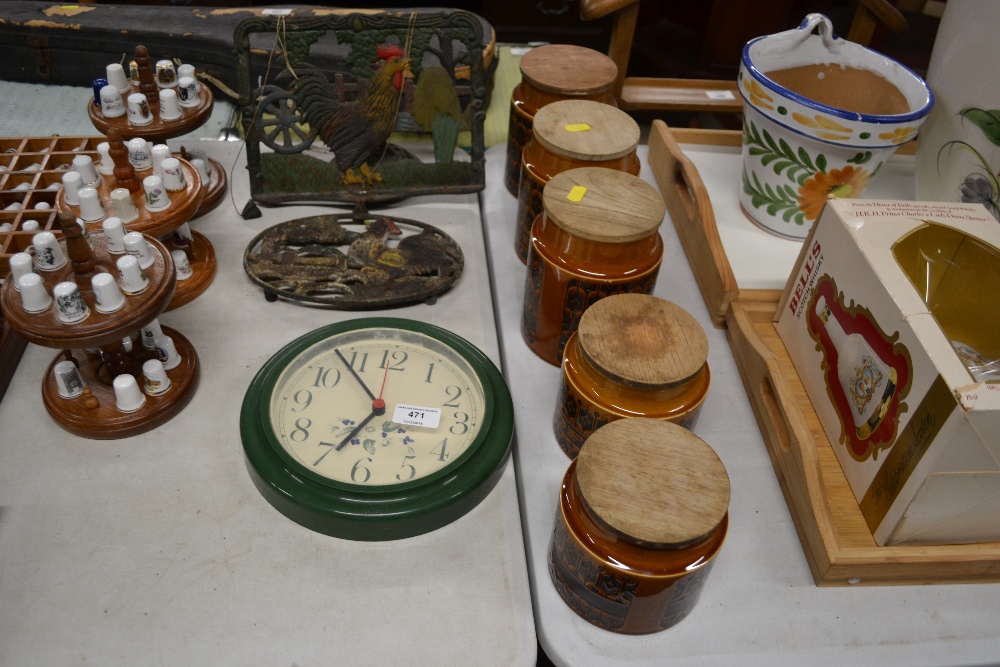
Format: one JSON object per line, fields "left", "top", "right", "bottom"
{"left": 797, "top": 166, "right": 871, "bottom": 220}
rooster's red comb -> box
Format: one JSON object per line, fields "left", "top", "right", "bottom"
{"left": 376, "top": 44, "right": 406, "bottom": 61}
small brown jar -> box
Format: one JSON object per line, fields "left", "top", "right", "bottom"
{"left": 514, "top": 99, "right": 640, "bottom": 263}
{"left": 521, "top": 168, "right": 664, "bottom": 366}
{"left": 549, "top": 418, "right": 730, "bottom": 635}
{"left": 504, "top": 44, "right": 617, "bottom": 197}
{"left": 554, "top": 294, "right": 710, "bottom": 458}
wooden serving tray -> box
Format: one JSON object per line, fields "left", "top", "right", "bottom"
{"left": 726, "top": 299, "right": 1000, "bottom": 586}
{"left": 647, "top": 120, "right": 916, "bottom": 328}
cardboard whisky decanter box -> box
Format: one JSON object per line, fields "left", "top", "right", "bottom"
{"left": 776, "top": 199, "right": 1000, "bottom": 547}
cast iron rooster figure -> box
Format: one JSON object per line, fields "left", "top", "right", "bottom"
{"left": 290, "top": 45, "right": 411, "bottom": 185}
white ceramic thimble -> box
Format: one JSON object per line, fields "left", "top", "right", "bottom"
{"left": 171, "top": 222, "right": 193, "bottom": 248}
{"left": 177, "top": 64, "right": 198, "bottom": 91}
{"left": 92, "top": 271, "right": 125, "bottom": 313}
{"left": 123, "top": 231, "right": 155, "bottom": 269}
{"left": 9, "top": 252, "right": 34, "bottom": 292}
{"left": 53, "top": 281, "right": 90, "bottom": 324}
{"left": 99, "top": 84, "right": 127, "bottom": 119}
{"left": 53, "top": 360, "right": 87, "bottom": 399}
{"left": 160, "top": 157, "right": 186, "bottom": 192}
{"left": 45, "top": 182, "right": 61, "bottom": 191}
{"left": 155, "top": 334, "right": 182, "bottom": 370}
{"left": 155, "top": 60, "right": 177, "bottom": 88}
{"left": 171, "top": 249, "right": 193, "bottom": 280}
{"left": 121, "top": 335, "right": 134, "bottom": 353}
{"left": 127, "top": 93, "right": 153, "bottom": 126}
{"left": 127, "top": 137, "right": 152, "bottom": 171}
{"left": 129, "top": 60, "right": 140, "bottom": 85}
{"left": 72, "top": 154, "right": 101, "bottom": 187}
{"left": 106, "top": 62, "right": 131, "bottom": 94}
{"left": 141, "top": 318, "right": 164, "bottom": 350}
{"left": 113, "top": 374, "right": 146, "bottom": 413}
{"left": 14, "top": 182, "right": 31, "bottom": 191}
{"left": 32, "top": 231, "right": 67, "bottom": 271}
{"left": 4, "top": 202, "right": 22, "bottom": 211}
{"left": 20, "top": 219, "right": 40, "bottom": 232}
{"left": 23, "top": 163, "right": 41, "bottom": 171}
{"left": 62, "top": 170, "right": 83, "bottom": 206}
{"left": 18, "top": 273, "right": 52, "bottom": 313}
{"left": 33, "top": 201, "right": 51, "bottom": 211}
{"left": 116, "top": 254, "right": 148, "bottom": 295}
{"left": 110, "top": 188, "right": 140, "bottom": 224}
{"left": 142, "top": 175, "right": 170, "bottom": 212}
{"left": 76, "top": 219, "right": 95, "bottom": 249}
{"left": 177, "top": 76, "right": 199, "bottom": 108}
{"left": 142, "top": 358, "right": 172, "bottom": 395}
{"left": 102, "top": 216, "right": 127, "bottom": 254}
{"left": 159, "top": 89, "right": 182, "bottom": 121}
{"left": 151, "top": 144, "right": 171, "bottom": 177}
{"left": 0, "top": 222, "right": 11, "bottom": 232}
{"left": 96, "top": 142, "right": 115, "bottom": 176}
{"left": 191, "top": 158, "right": 210, "bottom": 184}
{"left": 77, "top": 186, "right": 106, "bottom": 222}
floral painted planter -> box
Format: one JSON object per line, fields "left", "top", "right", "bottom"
{"left": 738, "top": 13, "right": 933, "bottom": 239}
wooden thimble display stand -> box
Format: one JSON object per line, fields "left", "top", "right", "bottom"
{"left": 0, "top": 213, "right": 199, "bottom": 438}
{"left": 56, "top": 129, "right": 215, "bottom": 311}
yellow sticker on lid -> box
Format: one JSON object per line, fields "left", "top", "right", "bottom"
{"left": 567, "top": 186, "right": 587, "bottom": 202}
{"left": 564, "top": 123, "right": 591, "bottom": 132}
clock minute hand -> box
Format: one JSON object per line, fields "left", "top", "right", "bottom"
{"left": 334, "top": 348, "right": 376, "bottom": 401}
{"left": 334, "top": 409, "right": 379, "bottom": 452}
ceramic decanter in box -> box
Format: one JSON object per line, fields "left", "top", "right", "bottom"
{"left": 775, "top": 199, "right": 1000, "bottom": 546}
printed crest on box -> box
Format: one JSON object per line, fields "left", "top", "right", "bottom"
{"left": 806, "top": 275, "right": 912, "bottom": 462}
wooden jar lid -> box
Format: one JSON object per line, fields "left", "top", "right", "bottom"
{"left": 543, "top": 168, "right": 664, "bottom": 243}
{"left": 531, "top": 100, "right": 639, "bottom": 161}
{"left": 578, "top": 294, "right": 708, "bottom": 389}
{"left": 519, "top": 44, "right": 618, "bottom": 96}
{"left": 576, "top": 418, "right": 730, "bottom": 548}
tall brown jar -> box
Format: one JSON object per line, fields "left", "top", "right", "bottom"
{"left": 521, "top": 168, "right": 664, "bottom": 366}
{"left": 514, "top": 100, "right": 640, "bottom": 263}
{"left": 504, "top": 44, "right": 617, "bottom": 197}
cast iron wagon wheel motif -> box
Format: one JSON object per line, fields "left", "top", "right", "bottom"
{"left": 254, "top": 85, "right": 318, "bottom": 154}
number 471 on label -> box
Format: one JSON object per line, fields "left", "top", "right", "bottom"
{"left": 392, "top": 404, "right": 442, "bottom": 429}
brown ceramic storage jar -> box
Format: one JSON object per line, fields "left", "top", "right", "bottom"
{"left": 548, "top": 418, "right": 730, "bottom": 634}
{"left": 514, "top": 99, "right": 640, "bottom": 262}
{"left": 504, "top": 44, "right": 618, "bottom": 196}
{"left": 554, "top": 294, "right": 711, "bottom": 458}
{"left": 521, "top": 167, "right": 664, "bottom": 366}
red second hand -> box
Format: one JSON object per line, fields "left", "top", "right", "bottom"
{"left": 372, "top": 360, "right": 390, "bottom": 411}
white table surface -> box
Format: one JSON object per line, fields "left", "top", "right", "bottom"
{"left": 480, "top": 143, "right": 1000, "bottom": 667}
{"left": 0, "top": 141, "right": 536, "bottom": 666}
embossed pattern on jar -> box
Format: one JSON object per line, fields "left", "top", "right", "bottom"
{"left": 554, "top": 294, "right": 710, "bottom": 458}
{"left": 548, "top": 419, "right": 730, "bottom": 634}
{"left": 521, "top": 168, "right": 663, "bottom": 366}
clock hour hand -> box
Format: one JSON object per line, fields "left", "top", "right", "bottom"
{"left": 334, "top": 348, "right": 376, "bottom": 401}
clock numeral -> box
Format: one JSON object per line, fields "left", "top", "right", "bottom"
{"left": 396, "top": 451, "right": 417, "bottom": 481}
{"left": 351, "top": 457, "right": 373, "bottom": 483}
{"left": 431, "top": 438, "right": 449, "bottom": 462}
{"left": 450, "top": 411, "right": 470, "bottom": 435}
{"left": 424, "top": 363, "right": 435, "bottom": 383}
{"left": 291, "top": 390, "right": 312, "bottom": 412}
{"left": 378, "top": 349, "right": 408, "bottom": 371}
{"left": 290, "top": 418, "right": 311, "bottom": 442}
{"left": 311, "top": 366, "right": 341, "bottom": 389}
{"left": 314, "top": 441, "right": 336, "bottom": 466}
{"left": 443, "top": 385, "right": 463, "bottom": 408}
{"left": 348, "top": 351, "right": 369, "bottom": 373}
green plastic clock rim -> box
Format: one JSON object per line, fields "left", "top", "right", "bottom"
{"left": 240, "top": 317, "right": 514, "bottom": 541}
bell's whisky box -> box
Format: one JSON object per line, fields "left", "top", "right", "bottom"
{"left": 776, "top": 199, "right": 1000, "bottom": 546}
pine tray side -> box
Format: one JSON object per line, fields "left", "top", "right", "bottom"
{"left": 726, "top": 299, "right": 1000, "bottom": 586}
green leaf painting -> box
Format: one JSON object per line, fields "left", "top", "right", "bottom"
{"left": 960, "top": 108, "right": 1000, "bottom": 147}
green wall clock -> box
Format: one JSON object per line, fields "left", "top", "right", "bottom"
{"left": 240, "top": 318, "right": 514, "bottom": 541}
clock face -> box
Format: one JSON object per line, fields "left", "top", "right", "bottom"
{"left": 269, "top": 328, "right": 486, "bottom": 486}
{"left": 241, "top": 318, "right": 513, "bottom": 541}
